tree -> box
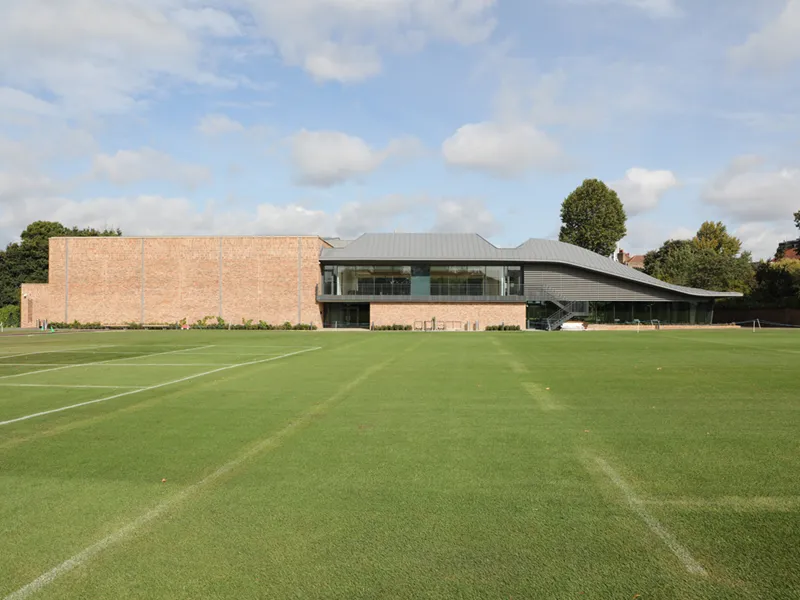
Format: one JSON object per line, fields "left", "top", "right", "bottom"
{"left": 644, "top": 222, "right": 754, "bottom": 293}
{"left": 690, "top": 248, "right": 754, "bottom": 293}
{"left": 693, "top": 221, "right": 742, "bottom": 256}
{"left": 0, "top": 305, "right": 21, "bottom": 328}
{"left": 559, "top": 179, "right": 627, "bottom": 257}
{"left": 644, "top": 240, "right": 696, "bottom": 286}
{"left": 795, "top": 210, "right": 800, "bottom": 233}
{"left": 0, "top": 221, "right": 121, "bottom": 307}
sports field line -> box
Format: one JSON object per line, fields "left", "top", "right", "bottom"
{"left": 1, "top": 344, "right": 398, "bottom": 600}
{"left": 0, "top": 346, "right": 215, "bottom": 381}
{"left": 660, "top": 332, "right": 800, "bottom": 355}
{"left": 508, "top": 359, "right": 528, "bottom": 374}
{"left": 0, "top": 346, "right": 321, "bottom": 427}
{"left": 644, "top": 496, "right": 800, "bottom": 512}
{"left": 521, "top": 382, "right": 562, "bottom": 411}
{"left": 0, "top": 383, "right": 146, "bottom": 389}
{"left": 5, "top": 350, "right": 295, "bottom": 357}
{"left": 0, "top": 345, "right": 115, "bottom": 360}
{"left": 489, "top": 337, "right": 512, "bottom": 356}
{"left": 591, "top": 455, "right": 707, "bottom": 576}
{"left": 0, "top": 363, "right": 235, "bottom": 367}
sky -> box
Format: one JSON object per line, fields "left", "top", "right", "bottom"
{"left": 1, "top": 0, "right": 799, "bottom": 259}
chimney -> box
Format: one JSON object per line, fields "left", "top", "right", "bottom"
{"left": 617, "top": 248, "right": 625, "bottom": 263}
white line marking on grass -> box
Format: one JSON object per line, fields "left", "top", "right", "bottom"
{"left": 1, "top": 345, "right": 391, "bottom": 600}
{"left": 509, "top": 359, "right": 528, "bottom": 374}
{"left": 592, "top": 456, "right": 707, "bottom": 576}
{"left": 0, "top": 347, "right": 320, "bottom": 427}
{"left": 521, "top": 382, "right": 562, "bottom": 411}
{"left": 0, "top": 384, "right": 146, "bottom": 389}
{"left": 0, "top": 363, "right": 230, "bottom": 367}
{"left": 0, "top": 345, "right": 115, "bottom": 360}
{"left": 645, "top": 496, "right": 800, "bottom": 512}
{"left": 0, "top": 346, "right": 215, "bottom": 381}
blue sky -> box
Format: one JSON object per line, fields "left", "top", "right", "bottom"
{"left": 1, "top": 0, "right": 799, "bottom": 258}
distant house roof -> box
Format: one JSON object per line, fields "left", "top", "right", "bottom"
{"left": 627, "top": 255, "right": 646, "bottom": 269}
{"left": 616, "top": 249, "right": 646, "bottom": 270}
{"left": 783, "top": 248, "right": 799, "bottom": 260}
{"left": 320, "top": 233, "right": 741, "bottom": 299}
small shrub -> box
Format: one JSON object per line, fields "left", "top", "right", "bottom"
{"left": 486, "top": 324, "right": 520, "bottom": 331}
{"left": 0, "top": 305, "right": 21, "bottom": 328}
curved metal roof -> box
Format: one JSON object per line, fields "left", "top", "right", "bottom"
{"left": 319, "top": 233, "right": 742, "bottom": 299}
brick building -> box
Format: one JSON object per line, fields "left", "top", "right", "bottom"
{"left": 21, "top": 233, "right": 741, "bottom": 330}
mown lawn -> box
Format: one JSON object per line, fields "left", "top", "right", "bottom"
{"left": 1, "top": 329, "right": 798, "bottom": 599}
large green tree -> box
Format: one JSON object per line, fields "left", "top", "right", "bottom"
{"left": 794, "top": 209, "right": 800, "bottom": 232}
{"left": 644, "top": 222, "right": 754, "bottom": 293}
{"left": 693, "top": 221, "right": 742, "bottom": 256}
{"left": 750, "top": 259, "right": 800, "bottom": 307}
{"left": 643, "top": 240, "right": 696, "bottom": 287}
{"left": 0, "top": 221, "right": 121, "bottom": 307}
{"left": 559, "top": 179, "right": 627, "bottom": 257}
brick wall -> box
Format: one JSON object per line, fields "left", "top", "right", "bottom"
{"left": 370, "top": 303, "right": 526, "bottom": 330}
{"left": 43, "top": 236, "right": 327, "bottom": 327}
{"left": 19, "top": 283, "right": 50, "bottom": 327}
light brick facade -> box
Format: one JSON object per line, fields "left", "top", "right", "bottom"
{"left": 19, "top": 283, "right": 50, "bottom": 327}
{"left": 27, "top": 236, "right": 531, "bottom": 330}
{"left": 36, "top": 236, "right": 328, "bottom": 327}
{"left": 370, "top": 303, "right": 526, "bottom": 330}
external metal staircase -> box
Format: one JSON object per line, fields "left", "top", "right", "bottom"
{"left": 543, "top": 300, "right": 589, "bottom": 330}
{"left": 528, "top": 286, "right": 590, "bottom": 331}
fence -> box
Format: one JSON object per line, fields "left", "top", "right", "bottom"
{"left": 715, "top": 308, "right": 800, "bottom": 327}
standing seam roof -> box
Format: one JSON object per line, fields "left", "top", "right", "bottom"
{"left": 319, "top": 233, "right": 741, "bottom": 299}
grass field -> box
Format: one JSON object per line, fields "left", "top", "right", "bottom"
{"left": 1, "top": 329, "right": 799, "bottom": 599}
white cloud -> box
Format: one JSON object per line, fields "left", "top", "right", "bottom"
{"left": 441, "top": 121, "right": 562, "bottom": 177}
{"left": 433, "top": 199, "right": 503, "bottom": 237}
{"left": 703, "top": 155, "right": 800, "bottom": 222}
{"left": 566, "top": 0, "right": 682, "bottom": 18}
{"left": 170, "top": 8, "right": 243, "bottom": 38}
{"left": 0, "top": 172, "right": 62, "bottom": 206}
{"left": 734, "top": 222, "right": 798, "bottom": 260}
{"left": 699, "top": 155, "right": 800, "bottom": 259}
{"left": 0, "top": 192, "right": 501, "bottom": 246}
{"left": 0, "top": 87, "right": 58, "bottom": 117}
{"left": 0, "top": 0, "right": 233, "bottom": 114}
{"left": 197, "top": 114, "right": 246, "bottom": 136}
{"left": 610, "top": 168, "right": 680, "bottom": 217}
{"left": 668, "top": 226, "right": 696, "bottom": 241}
{"left": 304, "top": 43, "right": 383, "bottom": 82}
{"left": 242, "top": 0, "right": 497, "bottom": 82}
{"left": 617, "top": 220, "right": 667, "bottom": 256}
{"left": 0, "top": 0, "right": 497, "bottom": 115}
{"left": 731, "top": 0, "right": 800, "bottom": 70}
{"left": 289, "top": 130, "right": 421, "bottom": 187}
{"left": 92, "top": 148, "right": 211, "bottom": 188}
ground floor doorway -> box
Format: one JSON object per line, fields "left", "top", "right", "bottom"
{"left": 323, "top": 303, "right": 371, "bottom": 328}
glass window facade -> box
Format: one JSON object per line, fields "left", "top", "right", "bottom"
{"left": 322, "top": 265, "right": 524, "bottom": 297}
{"left": 583, "top": 302, "right": 714, "bottom": 325}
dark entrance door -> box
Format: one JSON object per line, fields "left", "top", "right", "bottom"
{"left": 323, "top": 303, "right": 370, "bottom": 328}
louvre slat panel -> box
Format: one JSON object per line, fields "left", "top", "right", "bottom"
{"left": 524, "top": 264, "right": 685, "bottom": 302}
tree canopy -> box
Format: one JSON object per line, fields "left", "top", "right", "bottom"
{"left": 0, "top": 221, "right": 121, "bottom": 307}
{"left": 644, "top": 222, "right": 754, "bottom": 293}
{"left": 643, "top": 240, "right": 696, "bottom": 287}
{"left": 795, "top": 209, "right": 800, "bottom": 233}
{"left": 559, "top": 179, "right": 627, "bottom": 257}
{"left": 693, "top": 221, "right": 742, "bottom": 256}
